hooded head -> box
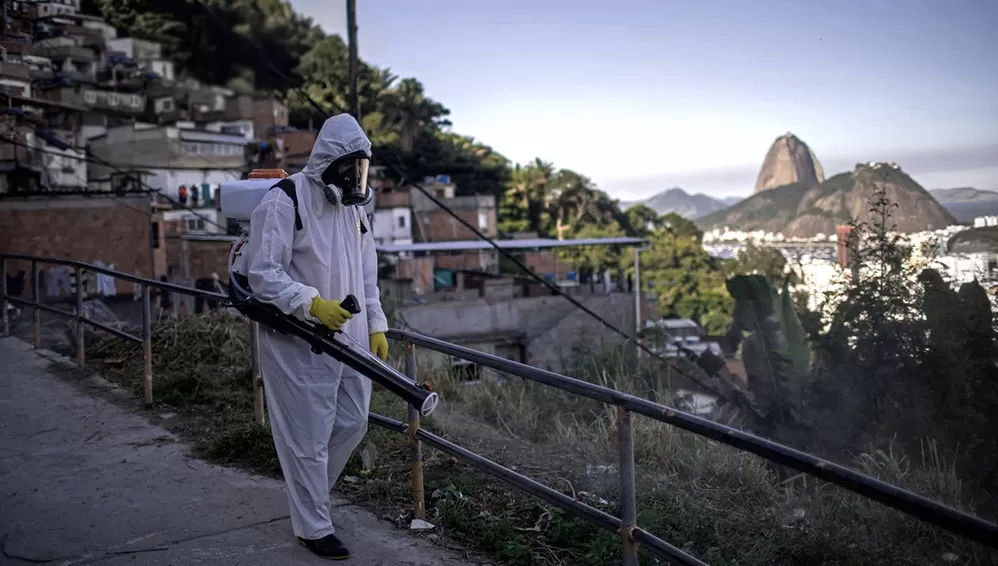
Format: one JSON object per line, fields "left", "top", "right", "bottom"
{"left": 302, "top": 113, "right": 373, "bottom": 206}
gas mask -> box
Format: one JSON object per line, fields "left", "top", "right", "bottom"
{"left": 320, "top": 150, "right": 371, "bottom": 206}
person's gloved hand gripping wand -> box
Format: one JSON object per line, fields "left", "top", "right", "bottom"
{"left": 309, "top": 295, "right": 389, "bottom": 362}
{"left": 309, "top": 296, "right": 353, "bottom": 330}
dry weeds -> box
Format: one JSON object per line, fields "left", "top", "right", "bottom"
{"left": 81, "top": 313, "right": 996, "bottom": 566}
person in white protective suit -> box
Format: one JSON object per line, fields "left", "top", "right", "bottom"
{"left": 244, "top": 113, "right": 389, "bottom": 560}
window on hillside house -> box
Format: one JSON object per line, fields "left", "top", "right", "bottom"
{"left": 494, "top": 343, "right": 526, "bottom": 365}
{"left": 398, "top": 215, "right": 405, "bottom": 228}
{"left": 451, "top": 358, "right": 481, "bottom": 383}
{"left": 478, "top": 211, "right": 488, "bottom": 230}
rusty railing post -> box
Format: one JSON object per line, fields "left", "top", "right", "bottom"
{"left": 31, "top": 260, "right": 40, "bottom": 348}
{"left": 250, "top": 321, "right": 265, "bottom": 425}
{"left": 142, "top": 285, "right": 153, "bottom": 405}
{"left": 617, "top": 405, "right": 638, "bottom": 565}
{"left": 1, "top": 256, "right": 8, "bottom": 337}
{"left": 404, "top": 339, "right": 430, "bottom": 529}
{"left": 74, "top": 265, "right": 85, "bottom": 367}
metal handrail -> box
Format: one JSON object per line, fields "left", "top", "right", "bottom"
{"left": 388, "top": 328, "right": 998, "bottom": 549}
{"left": 4, "top": 253, "right": 996, "bottom": 565}
{"left": 370, "top": 413, "right": 702, "bottom": 565}
{"left": 0, "top": 253, "right": 227, "bottom": 299}
{"left": 0, "top": 253, "right": 230, "bottom": 411}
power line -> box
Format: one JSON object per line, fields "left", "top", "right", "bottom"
{"left": 347, "top": 0, "right": 360, "bottom": 120}
{"left": 168, "top": 1, "right": 728, "bottom": 396}
{"left": 0, "top": 127, "right": 157, "bottom": 219}
{"left": 0, "top": 131, "right": 231, "bottom": 233}
{"left": 86, "top": 149, "right": 232, "bottom": 233}
{"left": 191, "top": 0, "right": 339, "bottom": 119}
{"left": 0, "top": 134, "right": 209, "bottom": 175}
{"left": 380, "top": 158, "right": 722, "bottom": 395}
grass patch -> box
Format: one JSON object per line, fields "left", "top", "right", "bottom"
{"left": 85, "top": 312, "right": 415, "bottom": 478}
{"left": 84, "top": 315, "right": 996, "bottom": 566}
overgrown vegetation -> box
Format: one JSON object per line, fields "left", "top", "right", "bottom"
{"left": 82, "top": 296, "right": 995, "bottom": 565}
{"left": 800, "top": 181, "right": 998, "bottom": 501}
{"left": 718, "top": 178, "right": 998, "bottom": 523}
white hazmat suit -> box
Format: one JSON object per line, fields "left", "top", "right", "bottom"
{"left": 245, "top": 114, "right": 387, "bottom": 540}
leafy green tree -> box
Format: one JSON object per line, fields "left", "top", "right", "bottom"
{"left": 771, "top": 178, "right": 998, "bottom": 504}
{"left": 661, "top": 213, "right": 703, "bottom": 240}
{"left": 87, "top": 0, "right": 322, "bottom": 93}
{"left": 724, "top": 241, "right": 797, "bottom": 285}
{"left": 401, "top": 131, "right": 510, "bottom": 199}
{"left": 383, "top": 78, "right": 451, "bottom": 152}
{"left": 500, "top": 159, "right": 557, "bottom": 235}
{"left": 625, "top": 205, "right": 662, "bottom": 237}
{"left": 640, "top": 229, "right": 732, "bottom": 335}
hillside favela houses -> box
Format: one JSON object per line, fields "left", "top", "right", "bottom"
{"left": 0, "top": 0, "right": 314, "bottom": 294}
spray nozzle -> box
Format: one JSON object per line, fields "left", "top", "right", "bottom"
{"left": 340, "top": 294, "right": 361, "bottom": 315}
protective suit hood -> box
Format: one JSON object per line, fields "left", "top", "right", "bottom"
{"left": 301, "top": 113, "right": 373, "bottom": 203}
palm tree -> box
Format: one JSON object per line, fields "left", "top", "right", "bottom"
{"left": 359, "top": 67, "right": 399, "bottom": 145}
{"left": 502, "top": 158, "right": 557, "bottom": 235}
{"left": 550, "top": 169, "right": 596, "bottom": 239}
{"left": 383, "top": 78, "right": 450, "bottom": 152}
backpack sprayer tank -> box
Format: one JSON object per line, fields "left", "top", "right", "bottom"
{"left": 222, "top": 169, "right": 439, "bottom": 417}
{"left": 220, "top": 169, "right": 291, "bottom": 231}
{"left": 222, "top": 169, "right": 289, "bottom": 293}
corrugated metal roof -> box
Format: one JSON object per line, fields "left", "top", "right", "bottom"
{"left": 176, "top": 234, "right": 239, "bottom": 242}
{"left": 177, "top": 234, "right": 650, "bottom": 252}
{"left": 377, "top": 237, "right": 648, "bottom": 253}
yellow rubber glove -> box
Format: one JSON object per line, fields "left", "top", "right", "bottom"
{"left": 309, "top": 296, "right": 353, "bottom": 331}
{"left": 369, "top": 332, "right": 389, "bottom": 361}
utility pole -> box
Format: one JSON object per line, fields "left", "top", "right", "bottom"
{"left": 633, "top": 244, "right": 650, "bottom": 359}
{"left": 346, "top": 0, "right": 360, "bottom": 121}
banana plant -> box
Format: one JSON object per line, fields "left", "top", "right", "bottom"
{"left": 726, "top": 274, "right": 810, "bottom": 427}
{"left": 778, "top": 277, "right": 811, "bottom": 378}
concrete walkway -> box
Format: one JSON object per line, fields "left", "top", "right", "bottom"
{"left": 0, "top": 337, "right": 478, "bottom": 566}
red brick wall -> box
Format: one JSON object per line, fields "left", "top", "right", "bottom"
{"left": 523, "top": 250, "right": 572, "bottom": 279}
{"left": 436, "top": 252, "right": 492, "bottom": 271}
{"left": 376, "top": 190, "right": 410, "bottom": 208}
{"left": 0, "top": 197, "right": 153, "bottom": 297}
{"left": 254, "top": 98, "right": 289, "bottom": 138}
{"left": 188, "top": 241, "right": 231, "bottom": 281}
{"left": 836, "top": 225, "right": 856, "bottom": 270}
{"left": 275, "top": 131, "right": 316, "bottom": 169}
{"left": 396, "top": 257, "right": 434, "bottom": 295}
{"left": 163, "top": 238, "right": 232, "bottom": 281}
{"left": 416, "top": 209, "right": 497, "bottom": 242}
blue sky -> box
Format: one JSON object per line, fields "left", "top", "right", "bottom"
{"left": 293, "top": 0, "right": 998, "bottom": 199}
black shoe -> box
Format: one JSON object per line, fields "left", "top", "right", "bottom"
{"left": 297, "top": 534, "right": 350, "bottom": 560}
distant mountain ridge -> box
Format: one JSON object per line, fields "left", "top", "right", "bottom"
{"left": 621, "top": 188, "right": 743, "bottom": 219}
{"left": 930, "top": 187, "right": 998, "bottom": 202}
{"left": 699, "top": 163, "right": 956, "bottom": 238}
{"left": 930, "top": 188, "right": 998, "bottom": 222}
